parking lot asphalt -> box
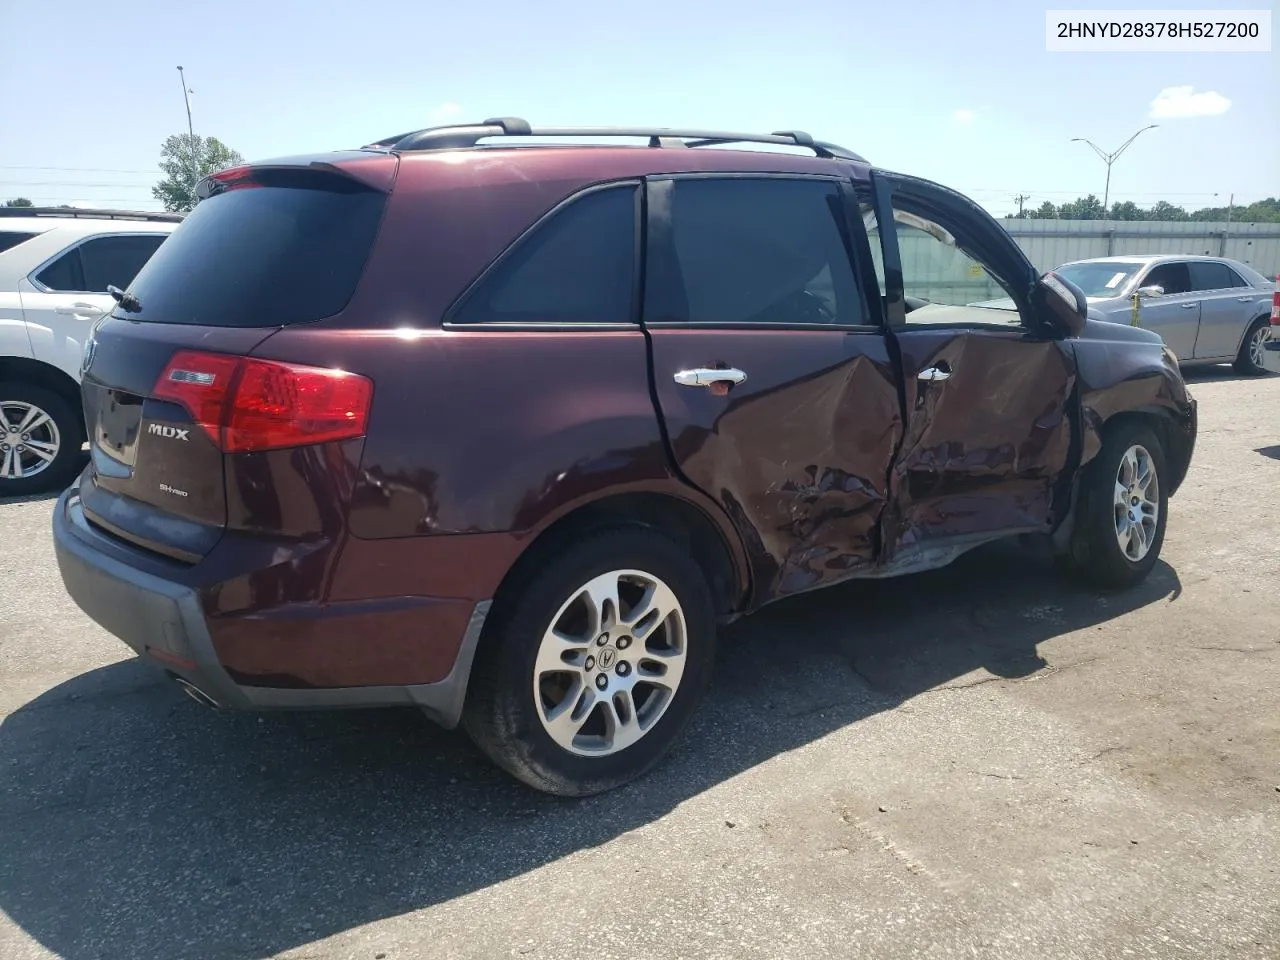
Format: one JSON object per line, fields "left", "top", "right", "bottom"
{"left": 1, "top": 368, "right": 1277, "bottom": 960}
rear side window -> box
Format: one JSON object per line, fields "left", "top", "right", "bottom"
{"left": 451, "top": 185, "right": 638, "bottom": 324}
{"left": 0, "top": 231, "right": 38, "bottom": 255}
{"left": 645, "top": 178, "right": 865, "bottom": 326}
{"left": 36, "top": 249, "right": 84, "bottom": 291}
{"left": 1189, "top": 261, "right": 1244, "bottom": 291}
{"left": 124, "top": 178, "right": 386, "bottom": 326}
{"left": 1144, "top": 262, "right": 1191, "bottom": 295}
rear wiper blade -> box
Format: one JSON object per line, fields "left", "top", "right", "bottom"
{"left": 107, "top": 285, "right": 142, "bottom": 313}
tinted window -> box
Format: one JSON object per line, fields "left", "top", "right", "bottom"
{"left": 1143, "top": 262, "right": 1191, "bottom": 295}
{"left": 453, "top": 186, "right": 637, "bottom": 324}
{"left": 125, "top": 179, "right": 386, "bottom": 327}
{"left": 0, "top": 231, "right": 38, "bottom": 255}
{"left": 647, "top": 178, "right": 865, "bottom": 325}
{"left": 79, "top": 235, "right": 166, "bottom": 292}
{"left": 1188, "top": 261, "right": 1242, "bottom": 292}
{"left": 36, "top": 249, "right": 84, "bottom": 291}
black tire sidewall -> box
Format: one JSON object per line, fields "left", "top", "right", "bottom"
{"left": 464, "top": 526, "right": 717, "bottom": 796}
{"left": 0, "top": 384, "right": 83, "bottom": 496}
{"left": 1235, "top": 318, "right": 1270, "bottom": 376}
{"left": 1073, "top": 424, "right": 1169, "bottom": 588}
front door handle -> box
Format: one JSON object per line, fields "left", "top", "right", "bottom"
{"left": 918, "top": 364, "right": 952, "bottom": 382}
{"left": 1180, "top": 302, "right": 1199, "bottom": 309}
{"left": 673, "top": 367, "right": 747, "bottom": 388}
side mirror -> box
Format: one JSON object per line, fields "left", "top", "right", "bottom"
{"left": 1136, "top": 285, "right": 1165, "bottom": 298}
{"left": 1037, "top": 271, "right": 1087, "bottom": 337}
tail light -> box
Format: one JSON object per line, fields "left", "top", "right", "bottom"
{"left": 1271, "top": 275, "right": 1278, "bottom": 325}
{"left": 154, "top": 350, "right": 372, "bottom": 453}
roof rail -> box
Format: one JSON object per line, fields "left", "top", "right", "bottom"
{"left": 370, "top": 118, "right": 867, "bottom": 162}
{"left": 0, "top": 206, "right": 184, "bottom": 222}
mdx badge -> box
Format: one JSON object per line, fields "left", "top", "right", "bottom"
{"left": 148, "top": 423, "right": 190, "bottom": 441}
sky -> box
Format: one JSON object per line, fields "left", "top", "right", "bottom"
{"left": 0, "top": 0, "right": 1275, "bottom": 218}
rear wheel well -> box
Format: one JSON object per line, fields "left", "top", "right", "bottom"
{"left": 493, "top": 493, "right": 744, "bottom": 619}
{"left": 1102, "top": 410, "right": 1192, "bottom": 494}
{"left": 0, "top": 358, "right": 82, "bottom": 428}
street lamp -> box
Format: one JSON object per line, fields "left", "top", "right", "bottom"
{"left": 1071, "top": 124, "right": 1158, "bottom": 211}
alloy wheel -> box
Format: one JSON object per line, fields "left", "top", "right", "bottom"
{"left": 1114, "top": 444, "right": 1159, "bottom": 562}
{"left": 532, "top": 569, "right": 687, "bottom": 756}
{"left": 1248, "top": 325, "right": 1270, "bottom": 369}
{"left": 0, "top": 401, "right": 61, "bottom": 481}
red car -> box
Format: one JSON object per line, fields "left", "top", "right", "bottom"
{"left": 53, "top": 119, "right": 1196, "bottom": 795}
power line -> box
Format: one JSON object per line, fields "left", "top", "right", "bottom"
{"left": 0, "top": 181, "right": 152, "bottom": 188}
{"left": 0, "top": 166, "right": 156, "bottom": 174}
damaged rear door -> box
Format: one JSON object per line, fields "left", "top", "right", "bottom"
{"left": 642, "top": 174, "right": 901, "bottom": 603}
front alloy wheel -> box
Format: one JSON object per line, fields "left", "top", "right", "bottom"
{"left": 1114, "top": 444, "right": 1159, "bottom": 562}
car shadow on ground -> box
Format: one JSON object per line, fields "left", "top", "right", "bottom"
{"left": 0, "top": 538, "right": 1180, "bottom": 960}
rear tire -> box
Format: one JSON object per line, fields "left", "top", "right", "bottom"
{"left": 0, "top": 384, "right": 83, "bottom": 497}
{"left": 1233, "top": 317, "right": 1271, "bottom": 376}
{"left": 1059, "top": 422, "right": 1169, "bottom": 589}
{"left": 463, "top": 525, "right": 717, "bottom": 796}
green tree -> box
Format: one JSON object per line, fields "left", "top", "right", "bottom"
{"left": 1108, "top": 201, "right": 1143, "bottom": 221}
{"left": 1148, "top": 200, "right": 1187, "bottom": 221}
{"left": 3, "top": 197, "right": 33, "bottom": 207}
{"left": 1056, "top": 195, "right": 1106, "bottom": 220}
{"left": 152, "top": 133, "right": 243, "bottom": 213}
{"left": 1032, "top": 200, "right": 1058, "bottom": 219}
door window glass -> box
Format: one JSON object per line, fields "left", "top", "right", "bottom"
{"left": 645, "top": 178, "right": 865, "bottom": 326}
{"left": 1143, "top": 262, "right": 1192, "bottom": 295}
{"left": 1188, "top": 261, "right": 1237, "bottom": 292}
{"left": 79, "top": 235, "right": 167, "bottom": 292}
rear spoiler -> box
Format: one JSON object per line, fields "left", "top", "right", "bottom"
{"left": 196, "top": 152, "right": 398, "bottom": 200}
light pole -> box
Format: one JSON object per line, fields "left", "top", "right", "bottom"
{"left": 176, "top": 66, "right": 194, "bottom": 138}
{"left": 1071, "top": 125, "right": 1158, "bottom": 212}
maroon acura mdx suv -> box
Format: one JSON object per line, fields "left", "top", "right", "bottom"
{"left": 53, "top": 119, "right": 1196, "bottom": 795}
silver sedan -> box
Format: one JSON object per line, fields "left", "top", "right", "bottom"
{"left": 1053, "top": 255, "right": 1275, "bottom": 375}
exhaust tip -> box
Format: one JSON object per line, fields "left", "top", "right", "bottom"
{"left": 171, "top": 675, "right": 221, "bottom": 709}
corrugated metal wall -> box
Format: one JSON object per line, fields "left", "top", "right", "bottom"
{"left": 1002, "top": 220, "right": 1280, "bottom": 277}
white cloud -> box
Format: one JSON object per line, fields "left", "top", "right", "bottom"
{"left": 1149, "top": 86, "right": 1230, "bottom": 119}
{"left": 429, "top": 102, "right": 465, "bottom": 122}
{"left": 952, "top": 108, "right": 977, "bottom": 124}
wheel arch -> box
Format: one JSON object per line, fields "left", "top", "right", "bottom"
{"left": 493, "top": 490, "right": 750, "bottom": 622}
{"left": 1095, "top": 407, "right": 1194, "bottom": 495}
{"left": 0, "top": 356, "right": 82, "bottom": 421}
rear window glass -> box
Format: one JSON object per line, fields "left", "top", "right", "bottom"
{"left": 0, "top": 231, "right": 38, "bottom": 255}
{"left": 123, "top": 178, "right": 385, "bottom": 327}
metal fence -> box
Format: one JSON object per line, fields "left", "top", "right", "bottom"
{"left": 1002, "top": 219, "right": 1280, "bottom": 277}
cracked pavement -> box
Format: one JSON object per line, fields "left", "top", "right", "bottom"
{"left": 1, "top": 367, "right": 1277, "bottom": 960}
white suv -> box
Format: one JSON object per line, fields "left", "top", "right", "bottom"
{"left": 0, "top": 208, "right": 179, "bottom": 494}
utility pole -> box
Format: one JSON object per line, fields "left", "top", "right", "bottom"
{"left": 1071, "top": 125, "right": 1158, "bottom": 211}
{"left": 1226, "top": 192, "right": 1234, "bottom": 227}
{"left": 1014, "top": 193, "right": 1031, "bottom": 217}
{"left": 176, "top": 66, "right": 194, "bottom": 138}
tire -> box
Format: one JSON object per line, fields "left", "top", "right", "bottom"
{"left": 1233, "top": 317, "right": 1272, "bottom": 376}
{"left": 463, "top": 525, "right": 717, "bottom": 796}
{"left": 1059, "top": 422, "right": 1169, "bottom": 589}
{"left": 0, "top": 384, "right": 83, "bottom": 497}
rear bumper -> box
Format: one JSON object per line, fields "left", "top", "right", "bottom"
{"left": 52, "top": 487, "right": 489, "bottom": 727}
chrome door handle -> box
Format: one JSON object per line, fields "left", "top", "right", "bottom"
{"left": 918, "top": 365, "right": 952, "bottom": 382}
{"left": 1180, "top": 302, "right": 1199, "bottom": 309}
{"left": 673, "top": 367, "right": 747, "bottom": 388}
{"left": 55, "top": 303, "right": 105, "bottom": 318}
{"left": 1236, "top": 296, "right": 1254, "bottom": 302}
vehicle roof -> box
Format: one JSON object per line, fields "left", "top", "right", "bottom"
{"left": 1067, "top": 254, "right": 1237, "bottom": 266}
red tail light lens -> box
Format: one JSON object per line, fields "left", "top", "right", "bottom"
{"left": 154, "top": 350, "right": 372, "bottom": 453}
